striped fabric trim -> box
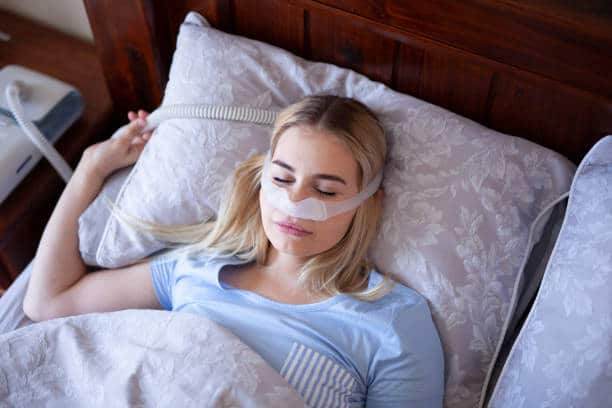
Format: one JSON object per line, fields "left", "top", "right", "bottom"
{"left": 280, "top": 342, "right": 357, "bottom": 408}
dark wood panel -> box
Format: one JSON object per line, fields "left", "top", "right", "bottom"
{"left": 502, "top": 0, "right": 612, "bottom": 30}
{"left": 487, "top": 72, "right": 612, "bottom": 161}
{"left": 160, "top": 0, "right": 231, "bottom": 28}
{"left": 151, "top": 0, "right": 232, "bottom": 66}
{"left": 317, "top": 0, "right": 612, "bottom": 99}
{"left": 419, "top": 50, "right": 494, "bottom": 124}
{"left": 85, "top": 0, "right": 167, "bottom": 115}
{"left": 393, "top": 41, "right": 495, "bottom": 125}
{"left": 390, "top": 43, "right": 423, "bottom": 97}
{"left": 234, "top": 0, "right": 305, "bottom": 56}
{"left": 307, "top": 8, "right": 396, "bottom": 84}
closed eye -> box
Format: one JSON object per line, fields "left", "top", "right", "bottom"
{"left": 273, "top": 177, "right": 290, "bottom": 184}
{"left": 273, "top": 177, "right": 337, "bottom": 197}
{"left": 316, "top": 190, "right": 336, "bottom": 197}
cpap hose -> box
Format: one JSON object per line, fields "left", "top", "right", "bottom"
{"left": 5, "top": 80, "right": 73, "bottom": 183}
{"left": 141, "top": 104, "right": 278, "bottom": 133}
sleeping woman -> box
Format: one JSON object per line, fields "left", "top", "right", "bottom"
{"left": 23, "top": 95, "right": 444, "bottom": 407}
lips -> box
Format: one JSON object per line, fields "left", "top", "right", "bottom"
{"left": 275, "top": 220, "right": 313, "bottom": 237}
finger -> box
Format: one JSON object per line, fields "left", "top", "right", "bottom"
{"left": 121, "top": 118, "right": 146, "bottom": 140}
{"left": 138, "top": 110, "right": 149, "bottom": 119}
{"left": 128, "top": 111, "right": 137, "bottom": 121}
{"left": 133, "top": 118, "right": 146, "bottom": 132}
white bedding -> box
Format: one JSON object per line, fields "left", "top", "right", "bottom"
{"left": 0, "top": 309, "right": 306, "bottom": 407}
{"left": 0, "top": 260, "right": 33, "bottom": 335}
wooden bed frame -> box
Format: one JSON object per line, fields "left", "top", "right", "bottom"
{"left": 83, "top": 0, "right": 612, "bottom": 164}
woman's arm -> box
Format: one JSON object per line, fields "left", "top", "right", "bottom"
{"left": 23, "top": 117, "right": 159, "bottom": 321}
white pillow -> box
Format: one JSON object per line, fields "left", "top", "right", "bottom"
{"left": 78, "top": 11, "right": 575, "bottom": 408}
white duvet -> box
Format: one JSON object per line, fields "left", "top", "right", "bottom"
{"left": 0, "top": 309, "right": 306, "bottom": 407}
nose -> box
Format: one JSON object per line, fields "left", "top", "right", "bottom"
{"left": 286, "top": 182, "right": 310, "bottom": 202}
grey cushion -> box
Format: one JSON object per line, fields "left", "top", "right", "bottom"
{"left": 488, "top": 135, "right": 612, "bottom": 407}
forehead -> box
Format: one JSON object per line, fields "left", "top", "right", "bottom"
{"left": 273, "top": 125, "right": 360, "bottom": 184}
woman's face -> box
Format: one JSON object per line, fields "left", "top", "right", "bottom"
{"left": 259, "top": 125, "right": 361, "bottom": 259}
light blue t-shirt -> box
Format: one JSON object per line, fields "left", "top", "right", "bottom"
{"left": 150, "top": 250, "right": 445, "bottom": 407}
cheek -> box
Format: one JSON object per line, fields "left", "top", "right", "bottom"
{"left": 316, "top": 211, "right": 355, "bottom": 245}
{"left": 259, "top": 191, "right": 285, "bottom": 245}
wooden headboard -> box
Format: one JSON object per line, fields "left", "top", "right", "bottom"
{"left": 83, "top": 0, "right": 612, "bottom": 163}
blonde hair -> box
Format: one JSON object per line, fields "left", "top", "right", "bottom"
{"left": 110, "top": 95, "right": 394, "bottom": 300}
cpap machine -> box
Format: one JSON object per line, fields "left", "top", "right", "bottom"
{"left": 0, "top": 65, "right": 83, "bottom": 204}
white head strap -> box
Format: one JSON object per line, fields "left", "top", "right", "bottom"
{"left": 260, "top": 151, "right": 383, "bottom": 221}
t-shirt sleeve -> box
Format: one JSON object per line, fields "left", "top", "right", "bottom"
{"left": 149, "top": 255, "right": 178, "bottom": 311}
{"left": 366, "top": 296, "right": 445, "bottom": 407}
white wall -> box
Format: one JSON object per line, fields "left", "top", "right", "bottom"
{"left": 0, "top": 0, "right": 93, "bottom": 43}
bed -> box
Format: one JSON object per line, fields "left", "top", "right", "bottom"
{"left": 1, "top": 1, "right": 611, "bottom": 407}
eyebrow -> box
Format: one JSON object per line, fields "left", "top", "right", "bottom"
{"left": 272, "top": 159, "right": 347, "bottom": 185}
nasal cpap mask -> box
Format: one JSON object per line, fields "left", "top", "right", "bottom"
{"left": 260, "top": 152, "right": 383, "bottom": 221}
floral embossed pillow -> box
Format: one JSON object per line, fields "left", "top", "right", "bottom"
{"left": 488, "top": 136, "right": 612, "bottom": 408}
{"left": 78, "top": 11, "right": 575, "bottom": 407}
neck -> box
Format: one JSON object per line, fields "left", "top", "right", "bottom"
{"left": 262, "top": 245, "right": 306, "bottom": 286}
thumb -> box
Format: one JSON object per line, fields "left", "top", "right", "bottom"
{"left": 123, "top": 138, "right": 147, "bottom": 165}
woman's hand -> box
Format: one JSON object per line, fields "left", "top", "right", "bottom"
{"left": 78, "top": 113, "right": 152, "bottom": 180}
{"left": 127, "top": 109, "right": 153, "bottom": 140}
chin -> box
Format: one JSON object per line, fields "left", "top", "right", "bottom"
{"left": 270, "top": 237, "right": 312, "bottom": 257}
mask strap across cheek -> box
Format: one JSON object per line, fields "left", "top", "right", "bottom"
{"left": 320, "top": 171, "right": 383, "bottom": 218}
{"left": 260, "top": 151, "right": 383, "bottom": 221}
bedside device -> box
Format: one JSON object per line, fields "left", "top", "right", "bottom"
{"left": 0, "top": 65, "right": 83, "bottom": 204}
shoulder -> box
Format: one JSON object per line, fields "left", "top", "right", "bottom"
{"left": 366, "top": 269, "right": 443, "bottom": 367}
{"left": 150, "top": 247, "right": 238, "bottom": 280}
{"left": 351, "top": 270, "right": 441, "bottom": 345}
{"left": 364, "top": 271, "right": 445, "bottom": 405}
{"left": 364, "top": 270, "right": 432, "bottom": 317}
